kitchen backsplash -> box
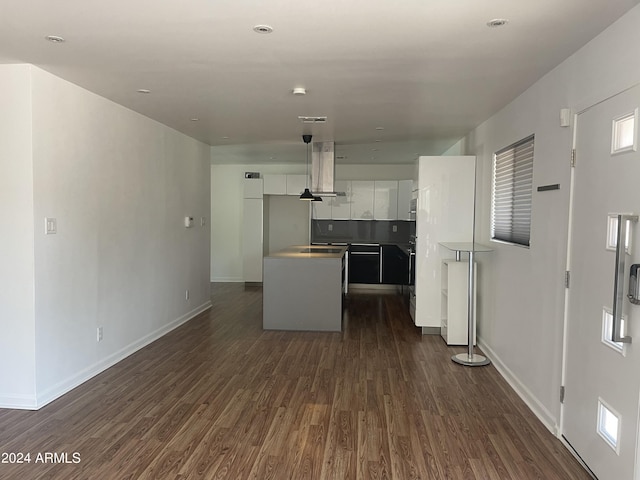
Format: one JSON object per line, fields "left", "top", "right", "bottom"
{"left": 311, "top": 220, "right": 414, "bottom": 244}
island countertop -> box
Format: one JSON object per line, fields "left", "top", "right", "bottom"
{"left": 265, "top": 244, "right": 348, "bottom": 259}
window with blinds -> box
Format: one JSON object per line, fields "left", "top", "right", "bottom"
{"left": 491, "top": 135, "right": 534, "bottom": 247}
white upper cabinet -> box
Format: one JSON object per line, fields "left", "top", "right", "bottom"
{"left": 312, "top": 198, "right": 332, "bottom": 219}
{"left": 350, "top": 180, "right": 375, "bottom": 219}
{"left": 373, "top": 181, "right": 399, "bottom": 220}
{"left": 332, "top": 180, "right": 351, "bottom": 219}
{"left": 263, "top": 174, "right": 287, "bottom": 195}
{"left": 397, "top": 179, "right": 413, "bottom": 220}
{"left": 263, "top": 174, "right": 308, "bottom": 196}
{"left": 243, "top": 178, "right": 263, "bottom": 199}
{"left": 286, "top": 175, "right": 307, "bottom": 196}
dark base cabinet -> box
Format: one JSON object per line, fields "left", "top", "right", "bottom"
{"left": 382, "top": 245, "right": 410, "bottom": 285}
{"left": 348, "top": 244, "right": 410, "bottom": 286}
{"left": 348, "top": 245, "right": 380, "bottom": 284}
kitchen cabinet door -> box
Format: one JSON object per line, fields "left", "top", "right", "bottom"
{"left": 373, "top": 181, "right": 398, "bottom": 220}
{"left": 413, "top": 155, "right": 476, "bottom": 328}
{"left": 350, "top": 180, "right": 375, "bottom": 219}
{"left": 381, "top": 245, "right": 409, "bottom": 285}
{"left": 286, "top": 175, "right": 307, "bottom": 196}
{"left": 312, "top": 199, "right": 332, "bottom": 219}
{"left": 397, "top": 179, "right": 413, "bottom": 220}
{"left": 263, "top": 174, "right": 287, "bottom": 195}
{"left": 332, "top": 180, "right": 351, "bottom": 219}
{"left": 243, "top": 178, "right": 263, "bottom": 199}
{"left": 242, "top": 198, "right": 263, "bottom": 282}
{"left": 348, "top": 244, "right": 381, "bottom": 284}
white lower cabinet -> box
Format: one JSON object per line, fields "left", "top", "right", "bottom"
{"left": 440, "top": 260, "right": 476, "bottom": 345}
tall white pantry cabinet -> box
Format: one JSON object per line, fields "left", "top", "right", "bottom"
{"left": 412, "top": 156, "right": 477, "bottom": 340}
{"left": 242, "top": 178, "right": 264, "bottom": 283}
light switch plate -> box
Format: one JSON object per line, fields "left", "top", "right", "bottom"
{"left": 45, "top": 217, "right": 57, "bottom": 235}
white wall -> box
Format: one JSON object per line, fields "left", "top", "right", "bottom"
{"left": 0, "top": 65, "right": 37, "bottom": 407}
{"left": 461, "top": 4, "right": 640, "bottom": 431}
{"left": 210, "top": 162, "right": 415, "bottom": 282}
{"left": 0, "top": 66, "right": 211, "bottom": 409}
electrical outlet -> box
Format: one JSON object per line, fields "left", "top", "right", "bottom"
{"left": 392, "top": 225, "right": 398, "bottom": 233}
{"left": 185, "top": 289, "right": 190, "bottom": 301}
{"left": 201, "top": 217, "right": 206, "bottom": 227}
{"left": 97, "top": 326, "right": 103, "bottom": 342}
{"left": 328, "top": 223, "right": 333, "bottom": 232}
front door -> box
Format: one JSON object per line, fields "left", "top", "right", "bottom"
{"left": 563, "top": 84, "right": 640, "bottom": 479}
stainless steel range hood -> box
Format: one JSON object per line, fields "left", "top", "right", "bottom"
{"left": 311, "top": 141, "right": 344, "bottom": 197}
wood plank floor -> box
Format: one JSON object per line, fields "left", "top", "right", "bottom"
{"left": 0, "top": 283, "right": 590, "bottom": 479}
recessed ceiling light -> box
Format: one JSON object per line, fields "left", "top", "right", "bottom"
{"left": 375, "top": 126, "right": 384, "bottom": 130}
{"left": 190, "top": 118, "right": 199, "bottom": 121}
{"left": 222, "top": 136, "right": 230, "bottom": 139}
{"left": 375, "top": 140, "right": 381, "bottom": 142}
{"left": 45, "top": 35, "right": 65, "bottom": 43}
{"left": 253, "top": 25, "right": 273, "bottom": 34}
{"left": 487, "top": 19, "right": 509, "bottom": 28}
{"left": 137, "top": 89, "right": 151, "bottom": 94}
{"left": 292, "top": 87, "right": 306, "bottom": 96}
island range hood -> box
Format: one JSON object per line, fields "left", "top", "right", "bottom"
{"left": 310, "top": 141, "right": 345, "bottom": 197}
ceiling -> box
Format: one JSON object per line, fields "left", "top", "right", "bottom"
{"left": 1, "top": 0, "right": 638, "bottom": 164}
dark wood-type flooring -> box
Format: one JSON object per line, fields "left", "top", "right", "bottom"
{"left": 0, "top": 283, "right": 590, "bottom": 479}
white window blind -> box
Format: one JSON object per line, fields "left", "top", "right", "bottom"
{"left": 491, "top": 135, "right": 534, "bottom": 247}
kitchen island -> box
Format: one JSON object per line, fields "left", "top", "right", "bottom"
{"left": 263, "top": 245, "right": 348, "bottom": 331}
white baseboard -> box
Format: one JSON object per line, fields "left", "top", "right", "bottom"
{"left": 478, "top": 337, "right": 559, "bottom": 434}
{"left": 0, "top": 393, "right": 38, "bottom": 410}
{"left": 210, "top": 276, "right": 243, "bottom": 282}
{"left": 0, "top": 302, "right": 212, "bottom": 411}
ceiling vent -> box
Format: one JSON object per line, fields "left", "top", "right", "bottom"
{"left": 298, "top": 116, "right": 327, "bottom": 124}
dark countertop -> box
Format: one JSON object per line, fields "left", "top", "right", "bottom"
{"left": 312, "top": 241, "right": 413, "bottom": 256}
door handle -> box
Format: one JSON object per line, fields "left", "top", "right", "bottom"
{"left": 612, "top": 214, "right": 638, "bottom": 343}
{"left": 629, "top": 264, "right": 640, "bottom": 305}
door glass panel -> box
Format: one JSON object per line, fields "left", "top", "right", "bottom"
{"left": 601, "top": 308, "right": 626, "bottom": 354}
{"left": 611, "top": 109, "right": 637, "bottom": 154}
{"left": 597, "top": 399, "right": 621, "bottom": 453}
{"left": 606, "top": 215, "right": 632, "bottom": 252}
